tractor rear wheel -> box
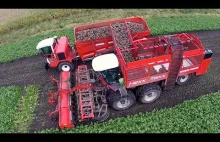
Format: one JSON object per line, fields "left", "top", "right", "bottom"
{"left": 139, "top": 84, "right": 161, "bottom": 104}
{"left": 176, "top": 74, "right": 191, "bottom": 86}
{"left": 107, "top": 90, "right": 136, "bottom": 111}
{"left": 58, "top": 62, "right": 74, "bottom": 72}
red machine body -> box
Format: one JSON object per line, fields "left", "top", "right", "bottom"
{"left": 111, "top": 32, "right": 211, "bottom": 88}
{"left": 74, "top": 16, "right": 150, "bottom": 61}
{"left": 38, "top": 36, "right": 77, "bottom": 71}
{"left": 57, "top": 71, "right": 74, "bottom": 129}
{"left": 73, "top": 18, "right": 211, "bottom": 89}
{"left": 45, "top": 16, "right": 212, "bottom": 129}
{"left": 49, "top": 37, "right": 76, "bottom": 68}
{"left": 48, "top": 71, "right": 74, "bottom": 129}
{"left": 49, "top": 66, "right": 95, "bottom": 129}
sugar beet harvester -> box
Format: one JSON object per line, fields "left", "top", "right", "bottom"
{"left": 36, "top": 16, "right": 212, "bottom": 129}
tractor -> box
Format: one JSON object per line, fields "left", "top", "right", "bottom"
{"left": 36, "top": 16, "right": 212, "bottom": 129}
{"left": 36, "top": 36, "right": 77, "bottom": 71}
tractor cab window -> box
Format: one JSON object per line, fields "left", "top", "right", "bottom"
{"left": 100, "top": 67, "right": 119, "bottom": 84}
{"left": 40, "top": 46, "right": 52, "bottom": 55}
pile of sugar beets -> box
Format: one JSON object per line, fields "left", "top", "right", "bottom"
{"left": 75, "top": 22, "right": 146, "bottom": 63}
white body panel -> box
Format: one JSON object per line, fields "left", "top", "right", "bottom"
{"left": 92, "top": 53, "right": 119, "bottom": 71}
{"left": 36, "top": 36, "right": 57, "bottom": 53}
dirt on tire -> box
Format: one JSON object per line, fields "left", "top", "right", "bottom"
{"left": 0, "top": 30, "right": 220, "bottom": 132}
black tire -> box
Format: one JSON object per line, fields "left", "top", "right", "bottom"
{"left": 107, "top": 90, "right": 136, "bottom": 111}
{"left": 58, "top": 62, "right": 74, "bottom": 72}
{"left": 139, "top": 84, "right": 162, "bottom": 104}
{"left": 176, "top": 74, "right": 191, "bottom": 86}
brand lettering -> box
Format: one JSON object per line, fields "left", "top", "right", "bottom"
{"left": 129, "top": 79, "right": 146, "bottom": 86}
{"left": 180, "top": 67, "right": 199, "bottom": 73}
{"left": 150, "top": 74, "right": 166, "bottom": 80}
{"left": 95, "top": 43, "right": 104, "bottom": 46}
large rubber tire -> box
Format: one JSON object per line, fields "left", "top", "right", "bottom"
{"left": 139, "top": 84, "right": 162, "bottom": 104}
{"left": 176, "top": 74, "right": 191, "bottom": 86}
{"left": 107, "top": 90, "right": 136, "bottom": 111}
{"left": 58, "top": 62, "right": 74, "bottom": 72}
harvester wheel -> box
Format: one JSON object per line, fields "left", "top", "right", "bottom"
{"left": 176, "top": 74, "right": 191, "bottom": 86}
{"left": 107, "top": 90, "right": 136, "bottom": 111}
{"left": 139, "top": 84, "right": 161, "bottom": 104}
{"left": 58, "top": 62, "right": 74, "bottom": 72}
{"left": 94, "top": 108, "right": 110, "bottom": 122}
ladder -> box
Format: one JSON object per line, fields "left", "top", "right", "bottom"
{"left": 164, "top": 36, "right": 183, "bottom": 90}
{"left": 77, "top": 65, "right": 94, "bottom": 120}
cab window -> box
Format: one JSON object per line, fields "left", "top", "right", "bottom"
{"left": 41, "top": 46, "right": 52, "bottom": 55}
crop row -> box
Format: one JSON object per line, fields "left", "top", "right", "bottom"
{"left": 0, "top": 85, "right": 39, "bottom": 133}
{"left": 41, "top": 92, "right": 220, "bottom": 133}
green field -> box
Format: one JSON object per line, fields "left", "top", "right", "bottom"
{"left": 41, "top": 92, "right": 220, "bottom": 133}
{"left": 0, "top": 85, "right": 40, "bottom": 133}
{"left": 1, "top": 9, "right": 220, "bottom": 133}
{"left": 1, "top": 9, "right": 220, "bottom": 63}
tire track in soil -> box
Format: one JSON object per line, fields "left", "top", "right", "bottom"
{"left": 0, "top": 30, "right": 220, "bottom": 132}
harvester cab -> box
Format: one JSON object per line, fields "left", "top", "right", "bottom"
{"left": 36, "top": 36, "right": 57, "bottom": 58}
{"left": 36, "top": 36, "right": 77, "bottom": 72}
{"left": 92, "top": 53, "right": 120, "bottom": 84}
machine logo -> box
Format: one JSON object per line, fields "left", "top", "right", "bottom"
{"left": 150, "top": 74, "right": 166, "bottom": 81}
{"left": 180, "top": 66, "right": 199, "bottom": 73}
{"left": 129, "top": 79, "right": 147, "bottom": 86}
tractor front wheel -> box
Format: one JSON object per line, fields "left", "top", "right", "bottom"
{"left": 58, "top": 62, "right": 74, "bottom": 72}
{"left": 176, "top": 74, "right": 191, "bottom": 86}
{"left": 107, "top": 90, "right": 136, "bottom": 111}
{"left": 139, "top": 84, "right": 161, "bottom": 104}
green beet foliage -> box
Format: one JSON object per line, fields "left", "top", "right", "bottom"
{"left": 41, "top": 92, "right": 220, "bottom": 133}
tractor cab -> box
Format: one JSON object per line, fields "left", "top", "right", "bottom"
{"left": 92, "top": 53, "right": 120, "bottom": 84}
{"left": 36, "top": 36, "right": 57, "bottom": 60}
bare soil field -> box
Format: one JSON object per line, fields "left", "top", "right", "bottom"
{"left": 0, "top": 30, "right": 219, "bottom": 132}
{"left": 0, "top": 9, "right": 43, "bottom": 25}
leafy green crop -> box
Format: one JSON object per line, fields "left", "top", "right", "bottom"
{"left": 14, "top": 85, "right": 40, "bottom": 133}
{"left": 0, "top": 85, "right": 40, "bottom": 133}
{"left": 41, "top": 92, "right": 220, "bottom": 133}
{"left": 0, "top": 86, "right": 22, "bottom": 133}
{"left": 1, "top": 15, "right": 220, "bottom": 63}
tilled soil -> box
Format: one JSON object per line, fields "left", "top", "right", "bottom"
{"left": 0, "top": 30, "right": 220, "bottom": 132}
{"left": 0, "top": 55, "right": 60, "bottom": 132}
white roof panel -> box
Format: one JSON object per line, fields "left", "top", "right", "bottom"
{"left": 92, "top": 53, "right": 119, "bottom": 71}
{"left": 36, "top": 37, "right": 55, "bottom": 50}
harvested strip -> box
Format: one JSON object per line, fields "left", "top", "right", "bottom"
{"left": 75, "top": 22, "right": 146, "bottom": 42}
